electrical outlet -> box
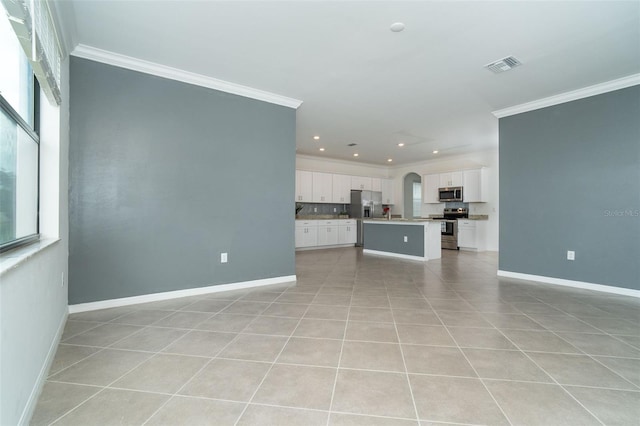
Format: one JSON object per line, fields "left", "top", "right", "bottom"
{"left": 333, "top": 208, "right": 337, "bottom": 212}
{"left": 221, "top": 253, "right": 228, "bottom": 263}
{"left": 567, "top": 250, "right": 575, "bottom": 261}
{"left": 314, "top": 207, "right": 317, "bottom": 212}
{"left": 61, "top": 272, "right": 65, "bottom": 288}
{"left": 403, "top": 236, "right": 408, "bottom": 243}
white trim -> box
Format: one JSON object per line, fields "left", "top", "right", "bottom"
{"left": 71, "top": 44, "right": 303, "bottom": 109}
{"left": 497, "top": 270, "right": 640, "bottom": 299}
{"left": 19, "top": 311, "right": 67, "bottom": 425}
{"left": 363, "top": 249, "right": 425, "bottom": 262}
{"left": 295, "top": 244, "right": 355, "bottom": 251}
{"left": 493, "top": 74, "right": 640, "bottom": 118}
{"left": 68, "top": 275, "right": 297, "bottom": 314}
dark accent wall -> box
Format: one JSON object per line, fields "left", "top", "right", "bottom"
{"left": 364, "top": 223, "right": 424, "bottom": 257}
{"left": 499, "top": 86, "right": 640, "bottom": 290}
{"left": 69, "top": 57, "right": 296, "bottom": 304}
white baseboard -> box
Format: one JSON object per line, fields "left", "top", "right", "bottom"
{"left": 20, "top": 311, "right": 67, "bottom": 425}
{"left": 497, "top": 270, "right": 640, "bottom": 298}
{"left": 295, "top": 244, "right": 355, "bottom": 251}
{"left": 363, "top": 249, "right": 425, "bottom": 262}
{"left": 68, "top": 275, "right": 297, "bottom": 313}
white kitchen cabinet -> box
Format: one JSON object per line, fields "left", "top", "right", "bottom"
{"left": 463, "top": 168, "right": 488, "bottom": 203}
{"left": 423, "top": 174, "right": 441, "bottom": 204}
{"left": 295, "top": 220, "right": 318, "bottom": 248}
{"left": 457, "top": 219, "right": 486, "bottom": 251}
{"left": 440, "top": 172, "right": 463, "bottom": 188}
{"left": 317, "top": 220, "right": 339, "bottom": 246}
{"left": 371, "top": 178, "right": 382, "bottom": 192}
{"left": 338, "top": 220, "right": 357, "bottom": 244}
{"left": 295, "top": 170, "right": 313, "bottom": 202}
{"left": 381, "top": 178, "right": 394, "bottom": 204}
{"left": 351, "top": 176, "right": 372, "bottom": 191}
{"left": 312, "top": 172, "right": 333, "bottom": 203}
{"left": 332, "top": 174, "right": 352, "bottom": 203}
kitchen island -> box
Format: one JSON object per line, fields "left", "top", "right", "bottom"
{"left": 363, "top": 219, "right": 441, "bottom": 261}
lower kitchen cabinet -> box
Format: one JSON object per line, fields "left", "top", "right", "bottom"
{"left": 457, "top": 219, "right": 486, "bottom": 251}
{"left": 295, "top": 219, "right": 356, "bottom": 249}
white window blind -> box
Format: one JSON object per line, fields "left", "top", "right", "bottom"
{"left": 1, "top": 0, "right": 61, "bottom": 105}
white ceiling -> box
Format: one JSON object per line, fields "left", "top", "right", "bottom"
{"left": 57, "top": 1, "right": 639, "bottom": 165}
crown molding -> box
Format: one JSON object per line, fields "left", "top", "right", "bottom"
{"left": 71, "top": 44, "right": 303, "bottom": 109}
{"left": 493, "top": 73, "right": 640, "bottom": 118}
{"left": 296, "top": 153, "right": 391, "bottom": 170}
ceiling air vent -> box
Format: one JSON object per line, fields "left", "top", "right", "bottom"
{"left": 485, "top": 56, "right": 522, "bottom": 74}
{"left": 347, "top": 143, "right": 357, "bottom": 147}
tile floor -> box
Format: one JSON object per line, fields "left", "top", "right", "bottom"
{"left": 32, "top": 248, "right": 640, "bottom": 425}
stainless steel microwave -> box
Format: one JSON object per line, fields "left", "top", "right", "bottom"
{"left": 438, "top": 186, "right": 463, "bottom": 202}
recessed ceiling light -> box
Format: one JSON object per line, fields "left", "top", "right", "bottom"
{"left": 397, "top": 143, "right": 405, "bottom": 147}
{"left": 319, "top": 148, "right": 325, "bottom": 151}
{"left": 433, "top": 150, "right": 439, "bottom": 154}
{"left": 353, "top": 153, "right": 359, "bottom": 157}
{"left": 313, "top": 136, "right": 320, "bottom": 140}
{"left": 387, "top": 158, "right": 393, "bottom": 162}
{"left": 390, "top": 22, "right": 405, "bottom": 33}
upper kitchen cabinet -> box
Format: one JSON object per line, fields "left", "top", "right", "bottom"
{"left": 371, "top": 178, "right": 382, "bottom": 192}
{"left": 351, "top": 176, "right": 372, "bottom": 191}
{"left": 332, "top": 174, "right": 352, "bottom": 203}
{"left": 463, "top": 168, "right": 488, "bottom": 202}
{"left": 423, "top": 174, "right": 441, "bottom": 204}
{"left": 312, "top": 172, "right": 333, "bottom": 203}
{"left": 295, "top": 170, "right": 313, "bottom": 202}
{"left": 439, "top": 171, "right": 463, "bottom": 188}
{"left": 381, "top": 178, "right": 394, "bottom": 204}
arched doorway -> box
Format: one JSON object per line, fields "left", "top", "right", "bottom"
{"left": 403, "top": 172, "right": 422, "bottom": 218}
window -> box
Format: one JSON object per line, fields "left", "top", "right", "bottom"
{"left": 412, "top": 182, "right": 422, "bottom": 218}
{"left": 0, "top": 14, "right": 40, "bottom": 252}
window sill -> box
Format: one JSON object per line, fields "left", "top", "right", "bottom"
{"left": 0, "top": 238, "right": 61, "bottom": 277}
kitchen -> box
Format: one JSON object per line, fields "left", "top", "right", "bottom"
{"left": 295, "top": 149, "right": 498, "bottom": 256}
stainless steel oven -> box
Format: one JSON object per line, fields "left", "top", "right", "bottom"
{"left": 433, "top": 208, "right": 468, "bottom": 250}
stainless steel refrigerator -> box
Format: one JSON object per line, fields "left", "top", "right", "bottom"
{"left": 350, "top": 190, "right": 384, "bottom": 246}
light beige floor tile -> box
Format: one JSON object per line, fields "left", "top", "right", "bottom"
{"left": 565, "top": 386, "right": 640, "bottom": 425}
{"left": 578, "top": 317, "right": 640, "bottom": 335}
{"left": 277, "top": 337, "right": 342, "bottom": 367}
{"left": 48, "top": 344, "right": 101, "bottom": 376}
{"left": 152, "top": 311, "right": 213, "bottom": 329}
{"left": 109, "top": 309, "right": 172, "bottom": 325}
{"left": 222, "top": 300, "right": 271, "bottom": 315}
{"left": 462, "top": 348, "right": 552, "bottom": 382}
{"left": 180, "top": 358, "right": 270, "bottom": 401}
{"left": 389, "top": 297, "right": 430, "bottom": 310}
{"left": 61, "top": 320, "right": 102, "bottom": 340}
{"left": 137, "top": 297, "right": 199, "bottom": 311}
{"left": 53, "top": 389, "right": 168, "bottom": 426}
{"left": 392, "top": 309, "right": 441, "bottom": 325}
{"left": 345, "top": 321, "right": 398, "bottom": 343}
{"left": 68, "top": 307, "right": 133, "bottom": 323}
{"left": 351, "top": 295, "right": 391, "bottom": 308}
{"left": 349, "top": 307, "right": 394, "bottom": 323}
{"left": 312, "top": 294, "right": 352, "bottom": 306}
{"left": 409, "top": 375, "right": 508, "bottom": 424}
{"left": 332, "top": 369, "right": 416, "bottom": 418}
{"left": 395, "top": 324, "right": 456, "bottom": 346}
{"left": 195, "top": 313, "right": 256, "bottom": 332}
{"left": 242, "top": 316, "right": 300, "bottom": 336}
{"left": 448, "top": 327, "right": 516, "bottom": 350}
{"left": 49, "top": 349, "right": 152, "bottom": 386}
{"left": 402, "top": 344, "right": 476, "bottom": 377}
{"left": 526, "top": 352, "right": 637, "bottom": 389}
{"left": 485, "top": 380, "right": 600, "bottom": 425}
{"left": 110, "top": 327, "right": 187, "bottom": 352}
{"left": 294, "top": 319, "right": 346, "bottom": 339}
{"left": 111, "top": 354, "right": 208, "bottom": 393}
{"left": 219, "top": 334, "right": 288, "bottom": 362}
{"left": 253, "top": 364, "right": 336, "bottom": 410}
{"left": 30, "top": 382, "right": 101, "bottom": 426}
{"left": 340, "top": 341, "right": 405, "bottom": 372}
{"left": 276, "top": 292, "right": 317, "bottom": 303}
{"left": 557, "top": 332, "right": 640, "bottom": 358}
{"left": 261, "top": 303, "right": 309, "bottom": 318}
{"left": 436, "top": 311, "right": 493, "bottom": 328}
{"left": 329, "top": 413, "right": 418, "bottom": 425}
{"left": 237, "top": 404, "right": 328, "bottom": 426}
{"left": 500, "top": 329, "right": 581, "bottom": 353}
{"left": 480, "top": 313, "right": 546, "bottom": 330}
{"left": 146, "top": 396, "right": 244, "bottom": 426}
{"left": 593, "top": 356, "right": 640, "bottom": 387}
{"left": 161, "top": 330, "right": 235, "bottom": 357}
{"left": 305, "top": 305, "right": 350, "bottom": 320}
{"left": 240, "top": 291, "right": 283, "bottom": 302}
{"left": 180, "top": 299, "right": 232, "bottom": 313}
{"left": 62, "top": 323, "right": 143, "bottom": 347}
{"left": 525, "top": 314, "right": 600, "bottom": 333}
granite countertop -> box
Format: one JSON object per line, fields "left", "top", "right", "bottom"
{"left": 296, "top": 215, "right": 351, "bottom": 220}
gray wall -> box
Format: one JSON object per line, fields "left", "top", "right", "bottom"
{"left": 364, "top": 223, "right": 424, "bottom": 257}
{"left": 499, "top": 86, "right": 640, "bottom": 290}
{"left": 69, "top": 57, "right": 296, "bottom": 304}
